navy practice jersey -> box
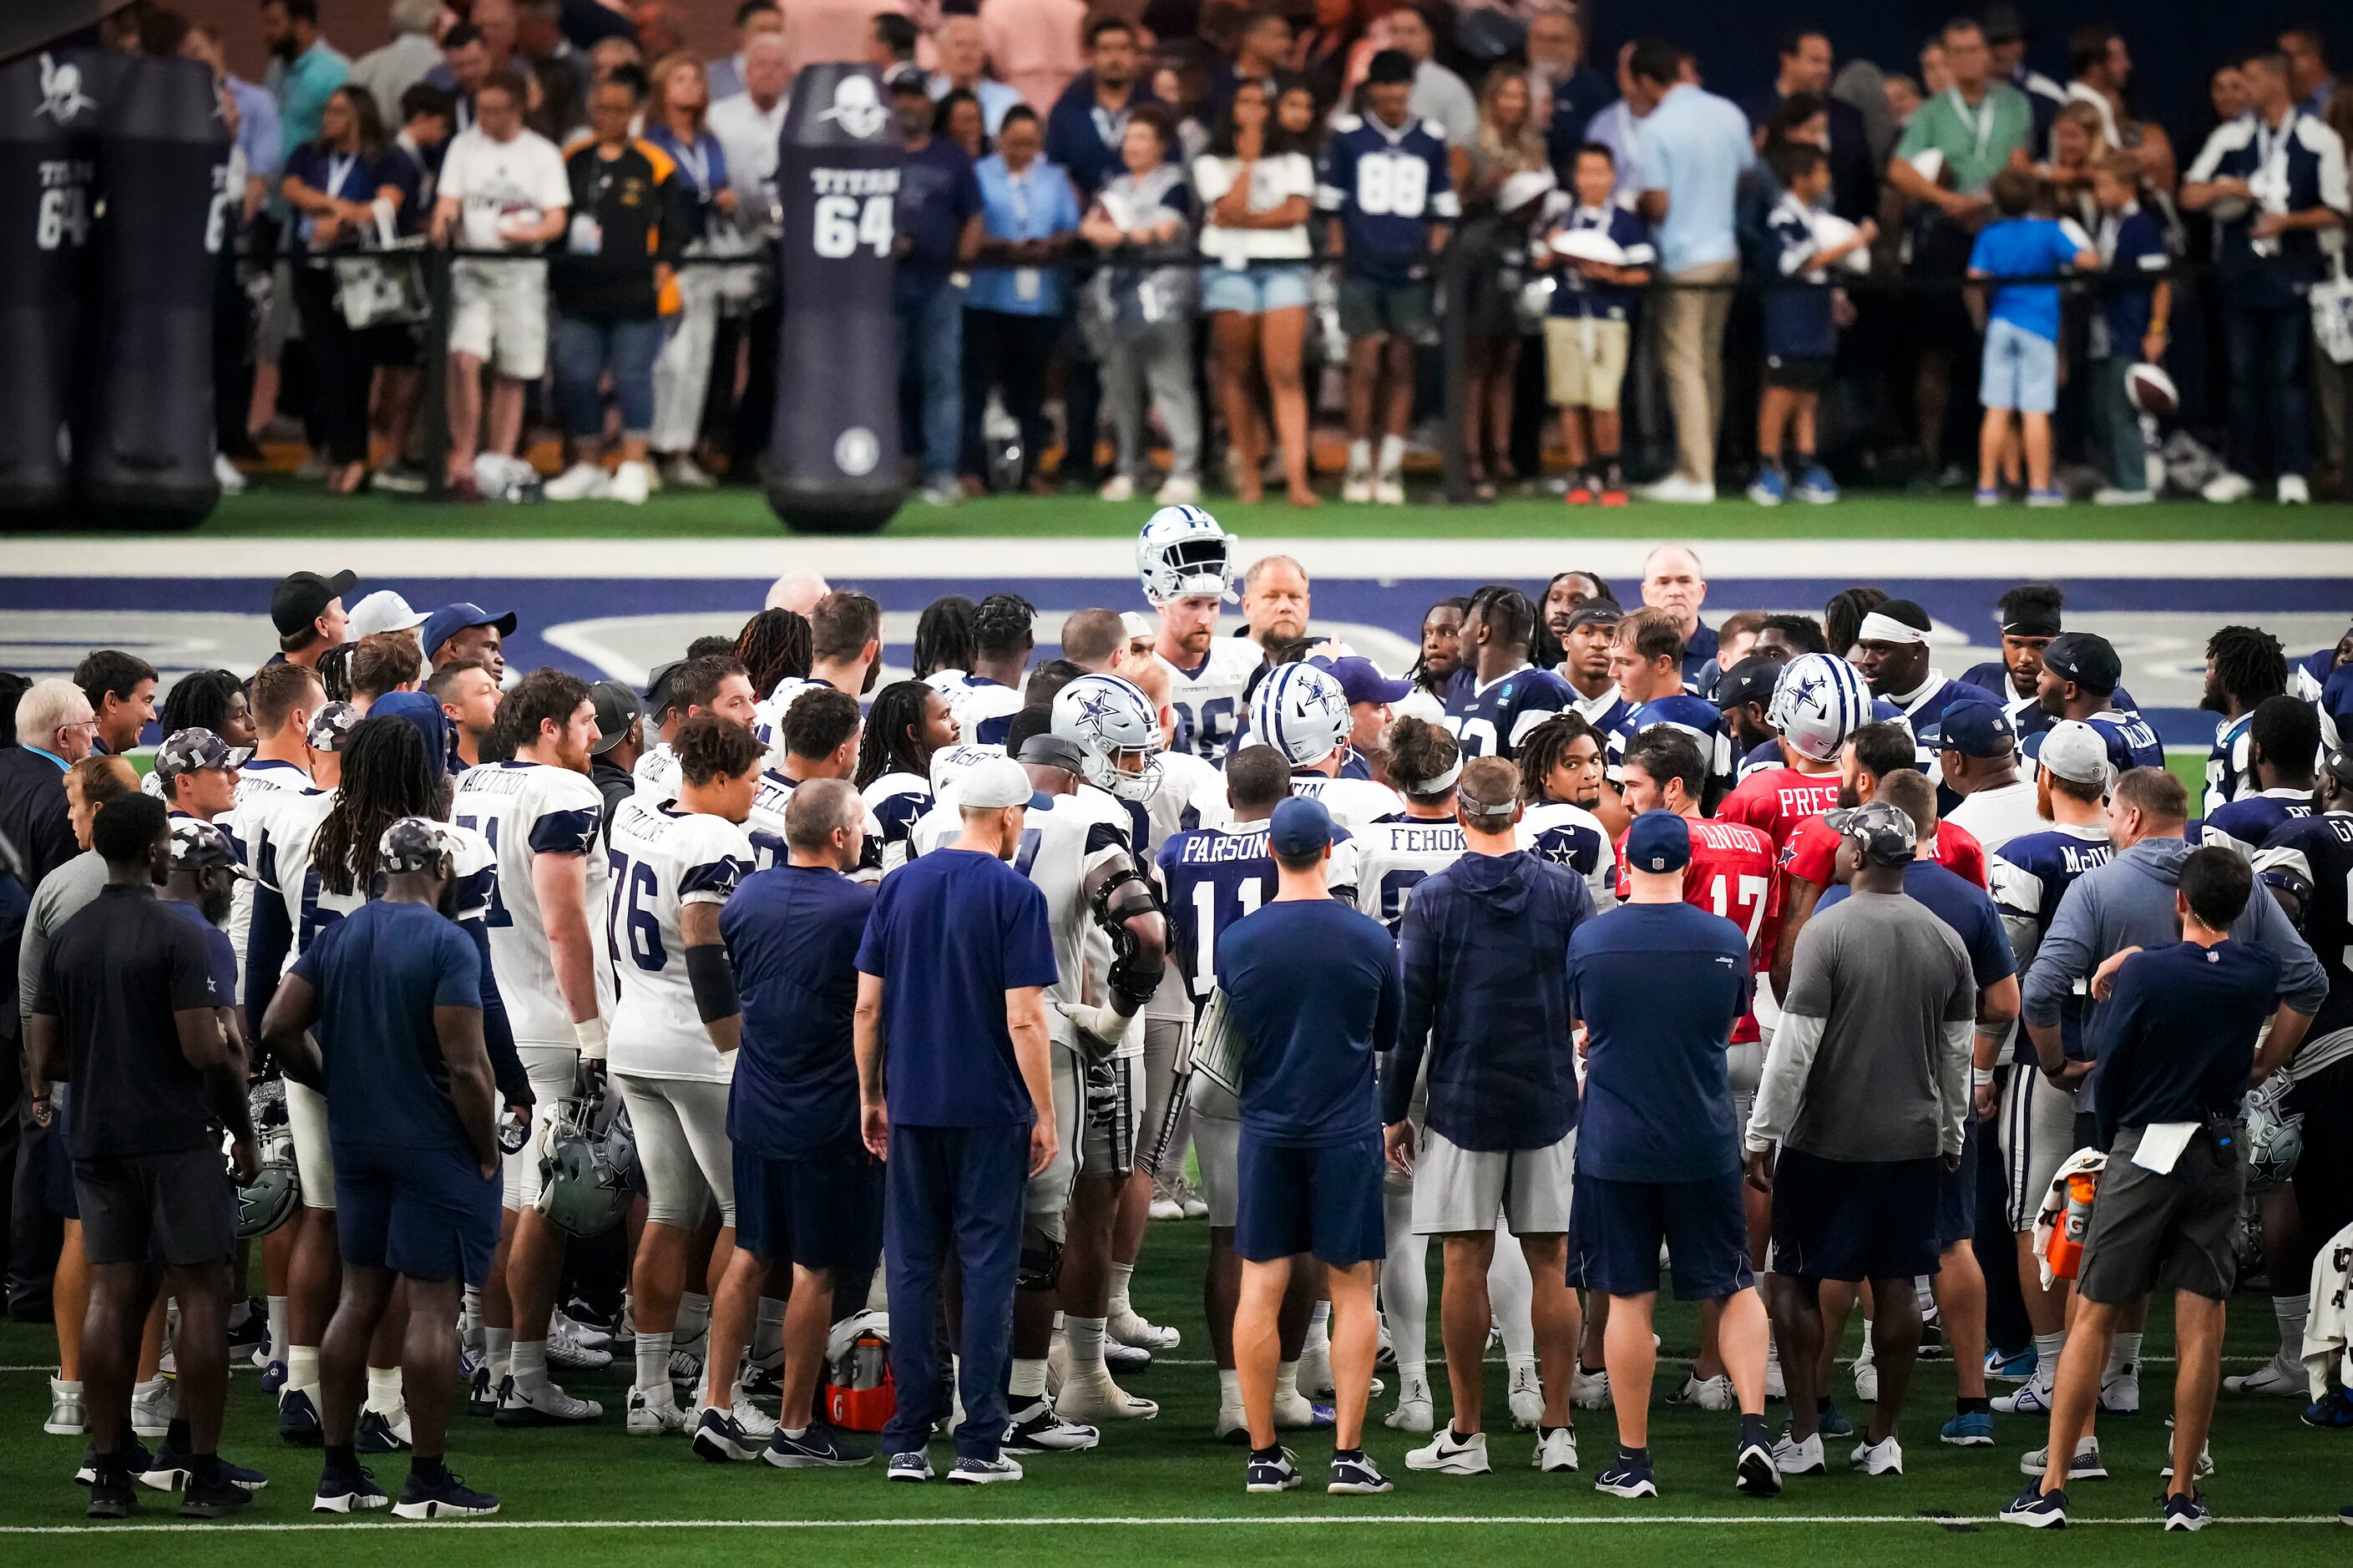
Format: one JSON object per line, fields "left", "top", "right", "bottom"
{"left": 2205, "top": 711, "right": 2255, "bottom": 819}
{"left": 1317, "top": 113, "right": 1459, "bottom": 285}
{"left": 2203, "top": 788, "right": 2313, "bottom": 862}
{"left": 2321, "top": 663, "right": 2353, "bottom": 754}
{"left": 1445, "top": 663, "right": 1577, "bottom": 762}
{"left": 1158, "top": 821, "right": 1359, "bottom": 1004}
{"left": 2257, "top": 811, "right": 2353, "bottom": 1053}
{"left": 1988, "top": 823, "right": 2112, "bottom": 1062}
{"left": 2021, "top": 706, "right": 2163, "bottom": 784}
{"left": 1608, "top": 692, "right": 1735, "bottom": 800}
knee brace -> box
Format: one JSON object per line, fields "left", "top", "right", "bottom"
{"left": 1017, "top": 1236, "right": 1065, "bottom": 1292}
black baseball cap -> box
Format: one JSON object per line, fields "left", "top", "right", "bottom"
{"left": 588, "top": 680, "right": 640, "bottom": 756}
{"left": 1713, "top": 655, "right": 1782, "bottom": 712}
{"left": 271, "top": 569, "right": 357, "bottom": 636}
{"left": 2042, "top": 631, "right": 2121, "bottom": 694}
{"left": 1366, "top": 48, "right": 1414, "bottom": 85}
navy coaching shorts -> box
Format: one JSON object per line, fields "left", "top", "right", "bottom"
{"left": 1235, "top": 1132, "right": 1386, "bottom": 1267}
{"left": 335, "top": 1139, "right": 501, "bottom": 1285}
{"left": 735, "top": 1138, "right": 885, "bottom": 1274}
{"left": 1569, "top": 1166, "right": 1755, "bottom": 1301}
{"left": 1769, "top": 1147, "right": 1943, "bottom": 1283}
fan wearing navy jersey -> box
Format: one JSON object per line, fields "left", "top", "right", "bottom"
{"left": 1748, "top": 143, "right": 1875, "bottom": 506}
{"left": 1445, "top": 586, "right": 1577, "bottom": 765}
{"left": 1321, "top": 49, "right": 1456, "bottom": 504}
{"left": 1852, "top": 599, "right": 1982, "bottom": 809}
{"left": 854, "top": 682, "right": 962, "bottom": 877}
{"left": 2203, "top": 696, "right": 2318, "bottom": 861}
{"left": 2254, "top": 749, "right": 2353, "bottom": 1262}
{"left": 745, "top": 689, "right": 885, "bottom": 883}
{"left": 1513, "top": 714, "right": 1617, "bottom": 905}
{"left": 2199, "top": 625, "right": 2291, "bottom": 819}
{"left": 1607, "top": 608, "right": 1733, "bottom": 807}
{"left": 1156, "top": 746, "right": 1357, "bottom": 1439}
{"left": 1140, "top": 507, "right": 1261, "bottom": 761}
{"left": 1252, "top": 662, "right": 1403, "bottom": 827}
{"left": 1984, "top": 721, "right": 2112, "bottom": 1414}
{"left": 604, "top": 717, "right": 765, "bottom": 1449}
{"left": 2021, "top": 632, "right": 2160, "bottom": 783}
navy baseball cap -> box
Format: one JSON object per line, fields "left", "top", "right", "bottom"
{"left": 1824, "top": 799, "right": 1918, "bottom": 864}
{"left": 1623, "top": 810, "right": 1693, "bottom": 873}
{"left": 1316, "top": 655, "right": 1414, "bottom": 707}
{"left": 1268, "top": 797, "right": 1337, "bottom": 856}
{"left": 421, "top": 602, "right": 518, "bottom": 660}
{"left": 1713, "top": 655, "right": 1782, "bottom": 712}
{"left": 1940, "top": 701, "right": 2016, "bottom": 758}
{"left": 2042, "top": 631, "right": 2121, "bottom": 693}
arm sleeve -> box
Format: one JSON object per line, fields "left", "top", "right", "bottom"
{"left": 1746, "top": 1009, "right": 1824, "bottom": 1151}
{"left": 1386, "top": 898, "right": 1437, "bottom": 1125}
{"left": 1937, "top": 1014, "right": 1974, "bottom": 1155}
{"left": 2021, "top": 874, "right": 2095, "bottom": 1029}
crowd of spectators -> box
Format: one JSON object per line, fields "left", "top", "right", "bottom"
{"left": 137, "top": 0, "right": 2352, "bottom": 505}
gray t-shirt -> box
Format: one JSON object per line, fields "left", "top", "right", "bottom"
{"left": 1779, "top": 890, "right": 1976, "bottom": 1161}
{"left": 18, "top": 849, "right": 107, "bottom": 1028}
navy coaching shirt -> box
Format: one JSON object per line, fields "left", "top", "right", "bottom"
{"left": 856, "top": 847, "right": 1059, "bottom": 1128}
{"left": 724, "top": 862, "right": 875, "bottom": 1158}
{"left": 287, "top": 899, "right": 483, "bottom": 1153}
{"left": 1217, "top": 898, "right": 1400, "bottom": 1145}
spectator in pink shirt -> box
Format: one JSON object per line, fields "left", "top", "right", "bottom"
{"left": 786, "top": 0, "right": 913, "bottom": 74}
{"left": 981, "top": 0, "right": 1089, "bottom": 113}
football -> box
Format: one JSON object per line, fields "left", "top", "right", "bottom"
{"left": 2126, "top": 360, "right": 2179, "bottom": 417}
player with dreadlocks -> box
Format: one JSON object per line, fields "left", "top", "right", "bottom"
{"left": 912, "top": 594, "right": 979, "bottom": 680}
{"left": 2202, "top": 625, "right": 2290, "bottom": 817}
{"left": 1514, "top": 712, "right": 1616, "bottom": 901}
{"left": 932, "top": 592, "right": 1035, "bottom": 746}
{"left": 734, "top": 609, "right": 813, "bottom": 699}
{"left": 852, "top": 680, "right": 962, "bottom": 873}
{"left": 160, "top": 668, "right": 259, "bottom": 750}
{"left": 1399, "top": 598, "right": 1470, "bottom": 725}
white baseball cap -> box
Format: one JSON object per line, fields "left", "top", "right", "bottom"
{"left": 2038, "top": 721, "right": 2110, "bottom": 787}
{"left": 957, "top": 756, "right": 1035, "bottom": 810}
{"left": 344, "top": 589, "right": 429, "bottom": 642}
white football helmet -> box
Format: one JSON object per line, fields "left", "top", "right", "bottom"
{"left": 1767, "top": 652, "right": 1873, "bottom": 763}
{"left": 2242, "top": 1078, "right": 2304, "bottom": 1193}
{"left": 1249, "top": 662, "right": 1349, "bottom": 769}
{"left": 1136, "top": 504, "right": 1237, "bottom": 605}
{"left": 1052, "top": 674, "right": 1163, "bottom": 802}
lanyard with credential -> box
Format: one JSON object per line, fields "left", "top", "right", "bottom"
{"left": 324, "top": 150, "right": 359, "bottom": 202}
{"left": 671, "top": 135, "right": 711, "bottom": 198}
{"left": 1947, "top": 88, "right": 1996, "bottom": 170}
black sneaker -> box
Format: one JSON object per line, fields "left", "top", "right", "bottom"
{"left": 2163, "top": 1491, "right": 2213, "bottom": 1532}
{"left": 691, "top": 1407, "right": 759, "bottom": 1464}
{"left": 139, "top": 1443, "right": 270, "bottom": 1494}
{"left": 1003, "top": 1398, "right": 1099, "bottom": 1454}
{"left": 1246, "top": 1448, "right": 1303, "bottom": 1492}
{"left": 764, "top": 1424, "right": 873, "bottom": 1468}
{"left": 278, "top": 1386, "right": 324, "bottom": 1446}
{"left": 78, "top": 1439, "right": 154, "bottom": 1485}
{"left": 2001, "top": 1483, "right": 2067, "bottom": 1529}
{"left": 947, "top": 1454, "right": 1024, "bottom": 1485}
{"left": 1594, "top": 1456, "right": 1658, "bottom": 1499}
{"left": 392, "top": 1469, "right": 500, "bottom": 1520}
{"left": 1328, "top": 1452, "right": 1392, "bottom": 1495}
{"left": 226, "top": 1299, "right": 269, "bottom": 1351}
{"left": 87, "top": 1468, "right": 137, "bottom": 1519}
{"left": 180, "top": 1472, "right": 255, "bottom": 1519}
{"left": 357, "top": 1409, "right": 411, "bottom": 1453}
{"left": 313, "top": 1465, "right": 390, "bottom": 1513}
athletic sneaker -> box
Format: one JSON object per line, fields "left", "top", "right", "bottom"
{"left": 1736, "top": 1434, "right": 1781, "bottom": 1496}
{"left": 1941, "top": 1409, "right": 1995, "bottom": 1447}
{"left": 1406, "top": 1426, "right": 1491, "bottom": 1474}
{"left": 2159, "top": 1442, "right": 2214, "bottom": 1480}
{"left": 1748, "top": 467, "right": 1787, "bottom": 506}
{"left": 1056, "top": 1371, "right": 1159, "bottom": 1421}
{"left": 1328, "top": 1452, "right": 1392, "bottom": 1495}
{"left": 1372, "top": 476, "right": 1407, "bottom": 506}
{"left": 139, "top": 1443, "right": 268, "bottom": 1494}
{"left": 1533, "top": 1426, "right": 1579, "bottom": 1473}
{"left": 1566, "top": 473, "right": 1597, "bottom": 506}
{"left": 1794, "top": 464, "right": 1839, "bottom": 503}
{"left": 543, "top": 462, "right": 613, "bottom": 502}
{"left": 2225, "top": 1351, "right": 2305, "bottom": 1396}
{"left": 277, "top": 1386, "right": 323, "bottom": 1445}
{"left": 1507, "top": 1363, "right": 1545, "bottom": 1429}
{"left": 1571, "top": 1365, "right": 1612, "bottom": 1409}
{"left": 1851, "top": 1349, "right": 1879, "bottom": 1404}
{"left": 1985, "top": 1346, "right": 2037, "bottom": 1382}
{"left": 2001, "top": 1484, "right": 2067, "bottom": 1528}
{"left": 2026, "top": 486, "right": 2068, "bottom": 507}
{"left": 1155, "top": 476, "right": 1201, "bottom": 507}
{"left": 1216, "top": 1404, "right": 1251, "bottom": 1444}
{"left": 886, "top": 1451, "right": 934, "bottom": 1483}
{"left": 465, "top": 1363, "right": 497, "bottom": 1418}
{"left": 546, "top": 1317, "right": 614, "bottom": 1373}
{"left": 1098, "top": 475, "right": 1136, "bottom": 503}
{"left": 2201, "top": 470, "right": 2255, "bottom": 503}
{"left": 357, "top": 1407, "right": 412, "bottom": 1453}
{"left": 1148, "top": 1194, "right": 1184, "bottom": 1221}
{"left": 178, "top": 1472, "right": 255, "bottom": 1519}
{"left": 260, "top": 1358, "right": 288, "bottom": 1397}
{"left": 1108, "top": 1308, "right": 1179, "bottom": 1351}
{"left": 1974, "top": 487, "right": 2005, "bottom": 506}
{"left": 1772, "top": 1432, "right": 1826, "bottom": 1475}
{"left": 1385, "top": 1376, "right": 1434, "bottom": 1433}
{"left": 1991, "top": 1380, "right": 2053, "bottom": 1414}
{"left": 86, "top": 1468, "right": 137, "bottom": 1520}
{"left": 948, "top": 1455, "right": 1024, "bottom": 1485}
{"left": 312, "top": 1465, "right": 389, "bottom": 1513}
{"left": 392, "top": 1468, "right": 500, "bottom": 1519}
{"left": 1003, "top": 1398, "right": 1099, "bottom": 1453}
{"left": 691, "top": 1406, "right": 761, "bottom": 1463}
{"left": 2163, "top": 1491, "right": 2214, "bottom": 1531}
{"left": 626, "top": 1386, "right": 688, "bottom": 1435}
{"left": 1672, "top": 1373, "right": 1735, "bottom": 1411}
{"left": 661, "top": 454, "right": 716, "bottom": 490}
{"left": 1763, "top": 1354, "right": 1785, "bottom": 1402}
{"left": 1297, "top": 1348, "right": 1334, "bottom": 1399}
{"left": 764, "top": 1424, "right": 872, "bottom": 1468}
{"left": 130, "top": 1379, "right": 175, "bottom": 1438}
{"left": 1816, "top": 1402, "right": 1855, "bottom": 1439}
{"left": 2099, "top": 1364, "right": 2140, "bottom": 1415}
{"left": 1594, "top": 1455, "right": 1657, "bottom": 1498}
{"left": 78, "top": 1438, "right": 153, "bottom": 1486}
{"left": 46, "top": 1377, "right": 84, "bottom": 1435}
{"left": 2279, "top": 475, "right": 2310, "bottom": 506}
{"left": 2022, "top": 1436, "right": 2107, "bottom": 1480}
{"left": 1341, "top": 468, "right": 1375, "bottom": 504}
{"left": 1246, "top": 1448, "right": 1303, "bottom": 1492}
{"left": 1851, "top": 1435, "right": 1903, "bottom": 1474}
{"left": 718, "top": 1396, "right": 778, "bottom": 1441}
{"left": 1273, "top": 1389, "right": 1335, "bottom": 1430}
{"left": 2305, "top": 1389, "right": 2353, "bottom": 1429}
{"left": 495, "top": 1378, "right": 603, "bottom": 1426}
{"left": 1105, "top": 1341, "right": 1154, "bottom": 1375}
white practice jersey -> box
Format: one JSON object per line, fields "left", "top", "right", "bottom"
{"left": 861, "top": 769, "right": 934, "bottom": 875}
{"left": 930, "top": 671, "right": 1025, "bottom": 747}
{"left": 1517, "top": 798, "right": 1618, "bottom": 908}
{"left": 453, "top": 761, "right": 611, "bottom": 1044}
{"left": 247, "top": 787, "right": 337, "bottom": 974}
{"left": 633, "top": 741, "right": 678, "bottom": 801}
{"left": 1137, "top": 750, "right": 1225, "bottom": 1021}
{"left": 605, "top": 797, "right": 755, "bottom": 1083}
{"left": 751, "top": 675, "right": 848, "bottom": 765}
{"left": 1288, "top": 771, "right": 1404, "bottom": 830}
{"left": 743, "top": 769, "right": 884, "bottom": 882}
{"left": 1157, "top": 637, "right": 1262, "bottom": 761}
{"left": 224, "top": 756, "right": 311, "bottom": 989}
{"left": 1352, "top": 817, "right": 1469, "bottom": 933}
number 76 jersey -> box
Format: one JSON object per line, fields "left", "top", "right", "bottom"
{"left": 1613, "top": 813, "right": 1778, "bottom": 1044}
{"left": 603, "top": 797, "right": 756, "bottom": 1083}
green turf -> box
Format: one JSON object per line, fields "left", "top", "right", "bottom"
{"left": 41, "top": 484, "right": 2353, "bottom": 539}
{"left": 3, "top": 1217, "right": 2341, "bottom": 1556}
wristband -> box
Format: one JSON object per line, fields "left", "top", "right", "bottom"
{"left": 573, "top": 1016, "right": 608, "bottom": 1060}
{"left": 1973, "top": 1066, "right": 1995, "bottom": 1088}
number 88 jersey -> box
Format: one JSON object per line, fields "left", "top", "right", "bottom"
{"left": 603, "top": 796, "right": 756, "bottom": 1083}
{"left": 1613, "top": 813, "right": 1779, "bottom": 1044}
{"left": 1318, "top": 114, "right": 1458, "bottom": 286}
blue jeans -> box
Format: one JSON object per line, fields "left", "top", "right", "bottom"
{"left": 2224, "top": 302, "right": 2310, "bottom": 478}
{"left": 880, "top": 1121, "right": 1029, "bottom": 1462}
{"left": 895, "top": 284, "right": 964, "bottom": 488}
{"left": 554, "top": 314, "right": 662, "bottom": 443}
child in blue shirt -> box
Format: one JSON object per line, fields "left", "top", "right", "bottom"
{"left": 1535, "top": 143, "right": 1654, "bottom": 505}
{"left": 1967, "top": 166, "right": 2097, "bottom": 506}
{"left": 2086, "top": 153, "right": 2171, "bottom": 503}
{"left": 1749, "top": 142, "right": 1875, "bottom": 507}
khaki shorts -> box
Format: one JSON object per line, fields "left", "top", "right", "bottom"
{"left": 1545, "top": 316, "right": 1631, "bottom": 411}
{"left": 451, "top": 258, "right": 549, "bottom": 380}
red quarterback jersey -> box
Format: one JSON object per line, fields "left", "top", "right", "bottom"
{"left": 1614, "top": 812, "right": 1778, "bottom": 1043}
{"left": 1784, "top": 812, "right": 1987, "bottom": 891}
{"left": 1716, "top": 766, "right": 1843, "bottom": 857}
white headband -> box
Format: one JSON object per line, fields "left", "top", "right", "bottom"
{"left": 1857, "top": 611, "right": 1930, "bottom": 646}
{"left": 1403, "top": 758, "right": 1464, "bottom": 796}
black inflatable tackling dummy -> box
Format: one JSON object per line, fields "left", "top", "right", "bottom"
{"left": 0, "top": 50, "right": 99, "bottom": 520}
{"left": 764, "top": 63, "right": 907, "bottom": 534}
{"left": 80, "top": 52, "right": 226, "bottom": 526}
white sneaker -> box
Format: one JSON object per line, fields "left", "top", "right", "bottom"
{"left": 212, "top": 453, "right": 249, "bottom": 495}
{"left": 1405, "top": 1426, "right": 1491, "bottom": 1474}
{"left": 130, "top": 1378, "right": 175, "bottom": 1438}
{"left": 1853, "top": 1358, "right": 1880, "bottom": 1404}
{"left": 948, "top": 1454, "right": 1024, "bottom": 1485}
{"left": 1004, "top": 1397, "right": 1099, "bottom": 1453}
{"left": 543, "top": 461, "right": 613, "bottom": 501}
{"left": 1992, "top": 1379, "right": 2054, "bottom": 1414}
{"left": 1107, "top": 1309, "right": 1178, "bottom": 1352}
{"left": 2159, "top": 1440, "right": 2214, "bottom": 1481}
{"left": 2279, "top": 474, "right": 2310, "bottom": 505}
{"left": 1674, "top": 1373, "right": 1737, "bottom": 1412}
{"left": 661, "top": 454, "right": 716, "bottom": 489}
{"left": 1298, "top": 1348, "right": 1334, "bottom": 1399}
{"left": 1148, "top": 1196, "right": 1184, "bottom": 1221}
{"left": 46, "top": 1376, "right": 84, "bottom": 1435}
{"left": 626, "top": 1386, "right": 688, "bottom": 1434}
{"left": 1154, "top": 475, "right": 1200, "bottom": 506}
{"left": 1773, "top": 1432, "right": 1826, "bottom": 1475}
{"left": 546, "top": 1319, "right": 613, "bottom": 1373}
{"left": 1055, "top": 1371, "right": 1158, "bottom": 1421}
{"left": 2092, "top": 486, "right": 2155, "bottom": 505}
{"left": 1182, "top": 1194, "right": 1209, "bottom": 1219}
{"left": 701, "top": 1395, "right": 777, "bottom": 1441}
{"left": 494, "top": 1378, "right": 603, "bottom": 1427}
{"left": 1098, "top": 474, "right": 1136, "bottom": 503}
{"left": 1507, "top": 1363, "right": 1545, "bottom": 1429}
{"left": 2100, "top": 1364, "right": 2140, "bottom": 1414}
{"left": 1341, "top": 469, "right": 1374, "bottom": 503}
{"left": 1851, "top": 1434, "right": 1904, "bottom": 1474}
{"left": 610, "top": 459, "right": 654, "bottom": 505}
{"left": 1642, "top": 473, "right": 1718, "bottom": 503}
{"left": 1385, "top": 1376, "right": 1434, "bottom": 1432}
{"left": 1533, "top": 1425, "right": 1579, "bottom": 1473}
{"left": 1764, "top": 1353, "right": 1786, "bottom": 1401}
{"left": 1272, "top": 1387, "right": 1327, "bottom": 1429}
{"left": 2201, "top": 470, "right": 2254, "bottom": 503}
{"left": 2224, "top": 1351, "right": 2303, "bottom": 1396}
{"left": 1373, "top": 475, "right": 1407, "bottom": 505}
{"left": 552, "top": 1308, "right": 613, "bottom": 1351}
{"left": 1215, "top": 1403, "right": 1249, "bottom": 1443}
{"left": 1571, "top": 1365, "right": 1612, "bottom": 1410}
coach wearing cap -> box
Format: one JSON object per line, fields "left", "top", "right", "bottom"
{"left": 585, "top": 682, "right": 645, "bottom": 837}
{"left": 1746, "top": 799, "right": 1976, "bottom": 1479}
{"left": 854, "top": 755, "right": 1060, "bottom": 1484}
{"left": 272, "top": 570, "right": 357, "bottom": 671}
{"left": 154, "top": 729, "right": 251, "bottom": 828}
{"left": 1318, "top": 655, "right": 1415, "bottom": 778}
{"left": 1941, "top": 701, "right": 2044, "bottom": 852}
{"left": 421, "top": 604, "right": 518, "bottom": 680}
{"left": 1219, "top": 796, "right": 1399, "bottom": 1495}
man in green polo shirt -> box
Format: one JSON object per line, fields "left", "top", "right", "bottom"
{"left": 1890, "top": 18, "right": 2033, "bottom": 211}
